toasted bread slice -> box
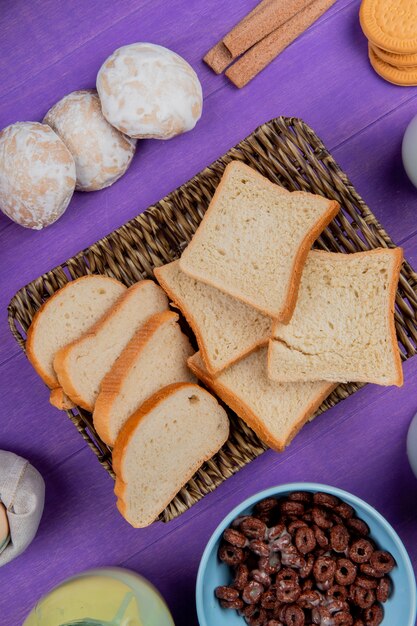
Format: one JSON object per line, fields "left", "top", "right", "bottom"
{"left": 93, "top": 310, "right": 196, "bottom": 446}
{"left": 26, "top": 275, "right": 126, "bottom": 389}
{"left": 188, "top": 349, "right": 335, "bottom": 452}
{"left": 180, "top": 161, "right": 339, "bottom": 320}
{"left": 268, "top": 248, "right": 403, "bottom": 386}
{"left": 53, "top": 281, "right": 168, "bottom": 411}
{"left": 154, "top": 260, "right": 272, "bottom": 375}
{"left": 113, "top": 382, "right": 229, "bottom": 527}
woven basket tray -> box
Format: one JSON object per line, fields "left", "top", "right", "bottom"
{"left": 8, "top": 117, "right": 417, "bottom": 523}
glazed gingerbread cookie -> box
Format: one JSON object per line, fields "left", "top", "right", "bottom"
{"left": 44, "top": 90, "right": 137, "bottom": 192}
{"left": 0, "top": 122, "right": 76, "bottom": 229}
{"left": 97, "top": 43, "right": 203, "bottom": 139}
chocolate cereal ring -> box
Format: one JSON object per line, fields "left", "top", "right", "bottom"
{"left": 333, "top": 612, "right": 353, "bottom": 625}
{"left": 288, "top": 491, "right": 312, "bottom": 504}
{"left": 259, "top": 552, "right": 282, "bottom": 575}
{"left": 295, "top": 527, "right": 316, "bottom": 554}
{"left": 281, "top": 501, "right": 305, "bottom": 517}
{"left": 247, "top": 607, "right": 267, "bottom": 626}
{"left": 312, "top": 507, "right": 333, "bottom": 529}
{"left": 268, "top": 523, "right": 286, "bottom": 540}
{"left": 313, "top": 492, "right": 339, "bottom": 509}
{"left": 347, "top": 517, "right": 369, "bottom": 537}
{"left": 351, "top": 585, "right": 375, "bottom": 608}
{"left": 363, "top": 604, "right": 384, "bottom": 625}
{"left": 284, "top": 604, "right": 305, "bottom": 625}
{"left": 360, "top": 563, "right": 385, "bottom": 578}
{"left": 313, "top": 525, "right": 329, "bottom": 548}
{"left": 299, "top": 554, "right": 314, "bottom": 578}
{"left": 348, "top": 539, "right": 374, "bottom": 564}
{"left": 252, "top": 568, "right": 272, "bottom": 587}
{"left": 255, "top": 497, "right": 279, "bottom": 514}
{"left": 376, "top": 576, "right": 391, "bottom": 602}
{"left": 328, "top": 584, "right": 348, "bottom": 601}
{"left": 240, "top": 517, "right": 267, "bottom": 540}
{"left": 313, "top": 556, "right": 336, "bottom": 583}
{"left": 233, "top": 564, "right": 249, "bottom": 590}
{"left": 215, "top": 586, "right": 240, "bottom": 601}
{"left": 260, "top": 588, "right": 276, "bottom": 609}
{"left": 335, "top": 502, "right": 355, "bottom": 520}
{"left": 249, "top": 539, "right": 269, "bottom": 557}
{"left": 370, "top": 550, "right": 395, "bottom": 574}
{"left": 330, "top": 524, "right": 349, "bottom": 552}
{"left": 219, "top": 598, "right": 244, "bottom": 610}
{"left": 298, "top": 589, "right": 321, "bottom": 608}
{"left": 223, "top": 528, "right": 247, "bottom": 548}
{"left": 335, "top": 558, "right": 357, "bottom": 585}
{"left": 242, "top": 580, "right": 264, "bottom": 604}
{"left": 218, "top": 543, "right": 245, "bottom": 566}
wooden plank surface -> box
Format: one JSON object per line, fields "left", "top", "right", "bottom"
{"left": 1, "top": 0, "right": 417, "bottom": 624}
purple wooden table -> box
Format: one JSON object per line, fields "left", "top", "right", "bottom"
{"left": 1, "top": 0, "right": 417, "bottom": 623}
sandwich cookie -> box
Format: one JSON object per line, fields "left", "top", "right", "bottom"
{"left": 370, "top": 44, "right": 417, "bottom": 68}
{"left": 369, "top": 46, "right": 417, "bottom": 86}
{"left": 360, "top": 0, "right": 417, "bottom": 55}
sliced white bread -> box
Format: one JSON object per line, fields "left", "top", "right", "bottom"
{"left": 179, "top": 161, "right": 340, "bottom": 320}
{"left": 154, "top": 260, "right": 272, "bottom": 376}
{"left": 93, "top": 310, "right": 196, "bottom": 446}
{"left": 113, "top": 382, "right": 230, "bottom": 528}
{"left": 268, "top": 248, "right": 403, "bottom": 386}
{"left": 53, "top": 280, "right": 168, "bottom": 411}
{"left": 188, "top": 349, "right": 335, "bottom": 452}
{"left": 26, "top": 275, "right": 126, "bottom": 390}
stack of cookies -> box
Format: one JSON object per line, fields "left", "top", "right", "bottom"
{"left": 360, "top": 0, "right": 417, "bottom": 86}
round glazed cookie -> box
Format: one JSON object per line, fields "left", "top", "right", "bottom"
{"left": 360, "top": 0, "right": 417, "bottom": 54}
{"left": 44, "top": 90, "right": 137, "bottom": 191}
{"left": 371, "top": 44, "right": 417, "bottom": 68}
{"left": 97, "top": 43, "right": 203, "bottom": 139}
{"left": 369, "top": 46, "right": 417, "bottom": 86}
{"left": 0, "top": 122, "right": 76, "bottom": 229}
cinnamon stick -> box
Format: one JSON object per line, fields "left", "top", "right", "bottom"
{"left": 204, "top": 0, "right": 313, "bottom": 75}
{"left": 226, "top": 0, "right": 336, "bottom": 88}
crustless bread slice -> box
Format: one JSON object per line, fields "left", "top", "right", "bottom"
{"left": 26, "top": 275, "right": 126, "bottom": 390}
{"left": 53, "top": 281, "right": 168, "bottom": 411}
{"left": 93, "top": 310, "right": 196, "bottom": 446}
{"left": 179, "top": 161, "right": 340, "bottom": 320}
{"left": 113, "top": 382, "right": 229, "bottom": 527}
{"left": 188, "top": 349, "right": 335, "bottom": 452}
{"left": 268, "top": 248, "right": 403, "bottom": 386}
{"left": 154, "top": 260, "right": 272, "bottom": 375}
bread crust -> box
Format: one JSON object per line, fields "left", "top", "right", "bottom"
{"left": 49, "top": 388, "right": 76, "bottom": 410}
{"left": 26, "top": 275, "right": 126, "bottom": 389}
{"left": 112, "top": 382, "right": 229, "bottom": 527}
{"left": 188, "top": 351, "right": 335, "bottom": 452}
{"left": 53, "top": 280, "right": 165, "bottom": 412}
{"left": 270, "top": 247, "right": 404, "bottom": 387}
{"left": 93, "top": 309, "right": 181, "bottom": 445}
{"left": 154, "top": 262, "right": 270, "bottom": 376}
{"left": 179, "top": 160, "right": 340, "bottom": 321}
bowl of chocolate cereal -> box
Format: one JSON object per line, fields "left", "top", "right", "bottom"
{"left": 196, "top": 483, "right": 416, "bottom": 626}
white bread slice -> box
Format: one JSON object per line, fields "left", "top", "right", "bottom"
{"left": 26, "top": 275, "right": 126, "bottom": 389}
{"left": 268, "top": 248, "right": 403, "bottom": 386}
{"left": 113, "top": 382, "right": 230, "bottom": 527}
{"left": 179, "top": 161, "right": 340, "bottom": 320}
{"left": 53, "top": 281, "right": 168, "bottom": 412}
{"left": 188, "top": 349, "right": 335, "bottom": 452}
{"left": 93, "top": 310, "right": 196, "bottom": 446}
{"left": 154, "top": 260, "right": 272, "bottom": 375}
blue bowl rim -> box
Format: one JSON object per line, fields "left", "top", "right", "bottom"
{"left": 196, "top": 482, "right": 417, "bottom": 626}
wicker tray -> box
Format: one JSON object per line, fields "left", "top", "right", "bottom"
{"left": 8, "top": 117, "right": 417, "bottom": 523}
